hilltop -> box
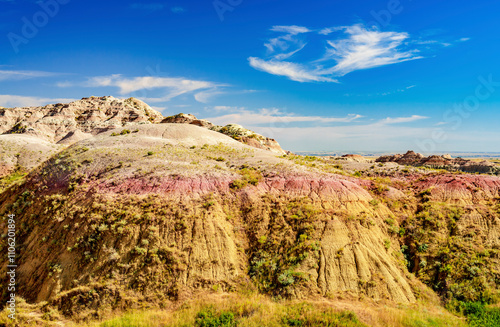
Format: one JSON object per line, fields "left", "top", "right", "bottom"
{"left": 0, "top": 96, "right": 285, "bottom": 180}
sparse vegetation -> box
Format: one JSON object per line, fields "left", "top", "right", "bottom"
{"left": 247, "top": 198, "right": 320, "bottom": 296}
{"left": 230, "top": 167, "right": 262, "bottom": 189}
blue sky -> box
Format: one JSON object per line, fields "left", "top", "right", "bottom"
{"left": 1, "top": 0, "right": 499, "bottom": 153}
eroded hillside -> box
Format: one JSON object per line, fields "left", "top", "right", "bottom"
{"left": 0, "top": 99, "right": 500, "bottom": 326}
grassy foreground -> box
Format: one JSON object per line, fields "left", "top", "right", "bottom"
{"left": 0, "top": 292, "right": 470, "bottom": 327}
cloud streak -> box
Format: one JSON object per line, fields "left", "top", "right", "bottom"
{"left": 248, "top": 57, "right": 336, "bottom": 83}
{"left": 379, "top": 115, "right": 428, "bottom": 124}
{"left": 207, "top": 107, "right": 426, "bottom": 127}
{"left": 0, "top": 95, "right": 76, "bottom": 108}
{"left": 0, "top": 69, "right": 60, "bottom": 81}
{"left": 204, "top": 107, "right": 432, "bottom": 151}
{"left": 194, "top": 88, "right": 225, "bottom": 103}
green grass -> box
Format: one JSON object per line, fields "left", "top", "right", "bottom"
{"left": 461, "top": 302, "right": 500, "bottom": 327}
{"left": 0, "top": 170, "right": 27, "bottom": 192}
{"left": 99, "top": 311, "right": 167, "bottom": 327}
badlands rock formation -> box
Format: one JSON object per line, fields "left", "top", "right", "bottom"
{"left": 0, "top": 96, "right": 163, "bottom": 142}
{"left": 0, "top": 97, "right": 285, "bottom": 177}
{"left": 377, "top": 150, "right": 500, "bottom": 174}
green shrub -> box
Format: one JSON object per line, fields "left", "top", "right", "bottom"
{"left": 417, "top": 243, "right": 429, "bottom": 252}
{"left": 230, "top": 167, "right": 262, "bottom": 189}
{"left": 230, "top": 179, "right": 247, "bottom": 190}
{"left": 195, "top": 307, "right": 238, "bottom": 327}
{"left": 203, "top": 201, "right": 215, "bottom": 209}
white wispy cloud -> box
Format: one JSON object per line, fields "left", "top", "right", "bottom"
{"left": 265, "top": 25, "right": 311, "bottom": 60}
{"left": 209, "top": 105, "right": 245, "bottom": 112}
{"left": 194, "top": 88, "right": 225, "bottom": 103}
{"left": 0, "top": 95, "right": 76, "bottom": 108}
{"left": 318, "top": 27, "right": 342, "bottom": 35}
{"left": 249, "top": 23, "right": 456, "bottom": 82}
{"left": 270, "top": 25, "right": 311, "bottom": 35}
{"left": 203, "top": 108, "right": 432, "bottom": 151}
{"left": 60, "top": 74, "right": 221, "bottom": 103}
{"left": 321, "top": 25, "right": 421, "bottom": 76}
{"left": 0, "top": 69, "right": 59, "bottom": 81}
{"left": 379, "top": 115, "right": 428, "bottom": 124}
